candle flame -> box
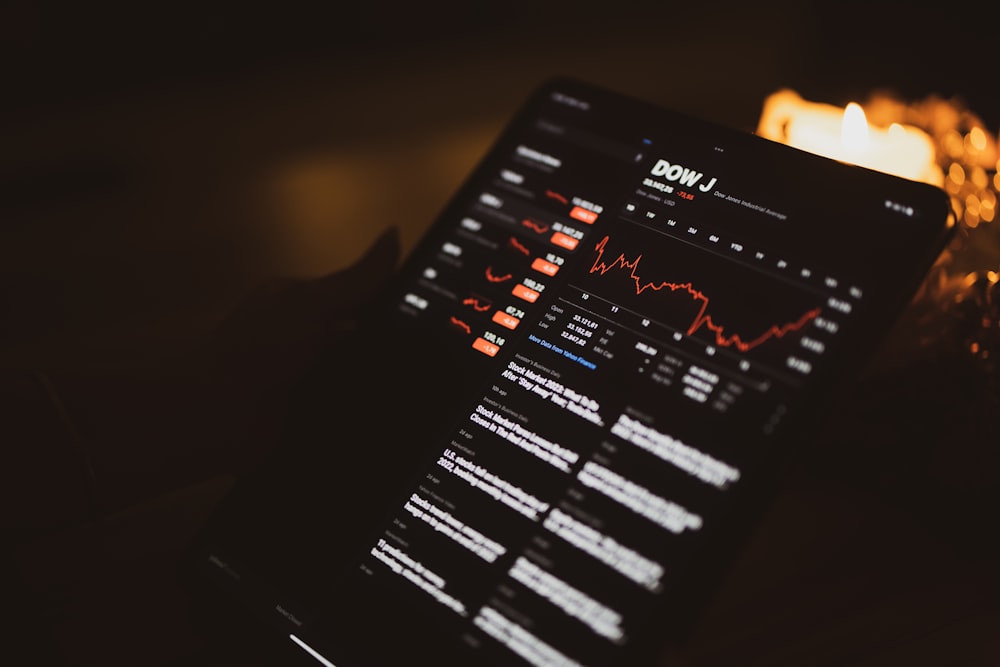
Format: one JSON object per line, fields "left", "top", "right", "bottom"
{"left": 841, "top": 102, "right": 870, "bottom": 152}
{"left": 757, "top": 89, "right": 945, "bottom": 186}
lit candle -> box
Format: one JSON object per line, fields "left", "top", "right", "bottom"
{"left": 757, "top": 89, "right": 943, "bottom": 186}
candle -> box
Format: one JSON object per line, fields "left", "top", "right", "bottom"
{"left": 757, "top": 89, "right": 943, "bottom": 186}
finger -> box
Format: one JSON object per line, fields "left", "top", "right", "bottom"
{"left": 216, "top": 225, "right": 401, "bottom": 341}
{"left": 277, "top": 224, "right": 402, "bottom": 316}
{"left": 210, "top": 227, "right": 400, "bottom": 369}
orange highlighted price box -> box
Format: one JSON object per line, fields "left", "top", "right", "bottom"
{"left": 472, "top": 337, "right": 500, "bottom": 356}
{"left": 550, "top": 231, "right": 579, "bottom": 250}
{"left": 511, "top": 284, "right": 540, "bottom": 303}
{"left": 492, "top": 311, "right": 521, "bottom": 330}
{"left": 569, "top": 206, "right": 598, "bottom": 224}
{"left": 531, "top": 257, "right": 560, "bottom": 276}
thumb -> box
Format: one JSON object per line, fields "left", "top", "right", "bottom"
{"left": 211, "top": 225, "right": 402, "bottom": 359}
{"left": 264, "top": 224, "right": 403, "bottom": 318}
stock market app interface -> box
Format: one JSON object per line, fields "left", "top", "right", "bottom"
{"left": 193, "top": 80, "right": 951, "bottom": 667}
{"left": 309, "top": 81, "right": 951, "bottom": 667}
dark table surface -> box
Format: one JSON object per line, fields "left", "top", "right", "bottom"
{"left": 4, "top": 4, "right": 1000, "bottom": 666}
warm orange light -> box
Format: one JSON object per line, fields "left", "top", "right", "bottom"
{"left": 968, "top": 126, "right": 988, "bottom": 152}
{"left": 757, "top": 89, "right": 943, "bottom": 185}
{"left": 841, "top": 102, "right": 870, "bottom": 152}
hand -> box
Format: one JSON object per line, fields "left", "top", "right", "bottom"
{"left": 208, "top": 225, "right": 401, "bottom": 383}
{"left": 186, "top": 225, "right": 402, "bottom": 471}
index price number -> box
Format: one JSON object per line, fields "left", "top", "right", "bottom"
{"left": 523, "top": 278, "right": 546, "bottom": 293}
{"left": 505, "top": 306, "right": 526, "bottom": 319}
{"left": 483, "top": 331, "right": 506, "bottom": 346}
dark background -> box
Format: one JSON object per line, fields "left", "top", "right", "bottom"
{"left": 3, "top": 2, "right": 1000, "bottom": 666}
{"left": 4, "top": 1, "right": 1000, "bottom": 127}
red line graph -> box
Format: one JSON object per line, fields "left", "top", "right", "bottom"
{"left": 590, "top": 235, "right": 821, "bottom": 352}
{"left": 485, "top": 266, "right": 513, "bottom": 283}
{"left": 508, "top": 237, "right": 531, "bottom": 256}
{"left": 546, "top": 189, "right": 569, "bottom": 205}
{"left": 462, "top": 297, "right": 492, "bottom": 312}
{"left": 522, "top": 219, "right": 550, "bottom": 234}
{"left": 449, "top": 316, "right": 472, "bottom": 335}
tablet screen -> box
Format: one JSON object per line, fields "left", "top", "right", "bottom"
{"left": 186, "top": 77, "right": 954, "bottom": 667}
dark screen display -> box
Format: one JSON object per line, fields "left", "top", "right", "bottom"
{"left": 187, "top": 78, "right": 953, "bottom": 667}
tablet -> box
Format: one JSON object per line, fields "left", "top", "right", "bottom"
{"left": 184, "top": 77, "right": 955, "bottom": 666}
